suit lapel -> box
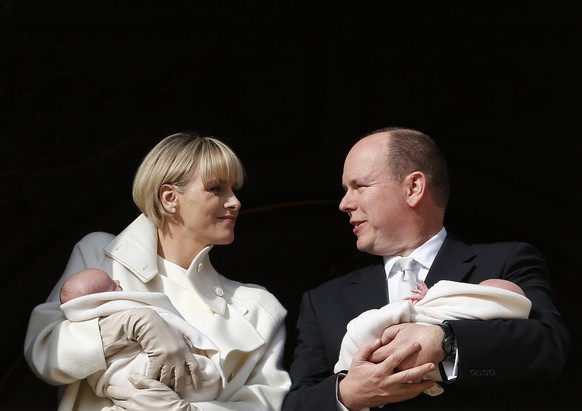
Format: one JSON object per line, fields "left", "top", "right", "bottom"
{"left": 338, "top": 236, "right": 477, "bottom": 318}
{"left": 426, "top": 236, "right": 476, "bottom": 286}
{"left": 343, "top": 263, "right": 388, "bottom": 316}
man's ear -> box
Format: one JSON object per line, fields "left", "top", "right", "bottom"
{"left": 405, "top": 171, "right": 426, "bottom": 207}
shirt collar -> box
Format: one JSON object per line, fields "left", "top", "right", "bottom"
{"left": 384, "top": 227, "right": 447, "bottom": 275}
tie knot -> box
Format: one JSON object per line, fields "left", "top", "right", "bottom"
{"left": 392, "top": 257, "right": 418, "bottom": 300}
{"left": 395, "top": 256, "right": 415, "bottom": 272}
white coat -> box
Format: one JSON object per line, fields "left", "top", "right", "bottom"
{"left": 24, "top": 214, "right": 291, "bottom": 411}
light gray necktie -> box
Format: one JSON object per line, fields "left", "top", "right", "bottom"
{"left": 393, "top": 257, "right": 418, "bottom": 301}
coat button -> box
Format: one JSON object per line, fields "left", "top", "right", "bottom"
{"left": 214, "top": 286, "right": 224, "bottom": 296}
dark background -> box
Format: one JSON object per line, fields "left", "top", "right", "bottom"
{"left": 1, "top": 4, "right": 581, "bottom": 410}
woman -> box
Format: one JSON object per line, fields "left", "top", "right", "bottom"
{"left": 24, "top": 132, "right": 291, "bottom": 410}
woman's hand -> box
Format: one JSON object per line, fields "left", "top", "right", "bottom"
{"left": 107, "top": 373, "right": 198, "bottom": 411}
{"left": 99, "top": 307, "right": 200, "bottom": 397}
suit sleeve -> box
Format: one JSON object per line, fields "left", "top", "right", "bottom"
{"left": 283, "top": 291, "right": 343, "bottom": 411}
{"left": 451, "top": 242, "right": 571, "bottom": 384}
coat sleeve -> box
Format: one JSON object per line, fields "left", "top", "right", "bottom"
{"left": 23, "top": 233, "right": 111, "bottom": 385}
{"left": 24, "top": 302, "right": 105, "bottom": 384}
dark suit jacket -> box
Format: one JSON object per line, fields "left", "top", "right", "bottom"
{"left": 283, "top": 236, "right": 572, "bottom": 411}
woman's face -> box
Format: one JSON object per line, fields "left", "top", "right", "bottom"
{"left": 173, "top": 172, "right": 241, "bottom": 252}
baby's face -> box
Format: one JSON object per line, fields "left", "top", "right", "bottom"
{"left": 96, "top": 274, "right": 123, "bottom": 293}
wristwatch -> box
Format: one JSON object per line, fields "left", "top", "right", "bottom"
{"left": 438, "top": 322, "right": 457, "bottom": 360}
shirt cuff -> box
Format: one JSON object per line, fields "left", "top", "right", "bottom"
{"left": 336, "top": 373, "right": 371, "bottom": 411}
{"left": 439, "top": 350, "right": 459, "bottom": 382}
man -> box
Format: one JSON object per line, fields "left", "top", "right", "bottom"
{"left": 283, "top": 127, "right": 571, "bottom": 410}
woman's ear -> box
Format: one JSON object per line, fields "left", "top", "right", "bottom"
{"left": 160, "top": 184, "right": 177, "bottom": 213}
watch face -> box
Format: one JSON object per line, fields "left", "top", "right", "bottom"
{"left": 439, "top": 323, "right": 456, "bottom": 356}
{"left": 444, "top": 336, "right": 456, "bottom": 355}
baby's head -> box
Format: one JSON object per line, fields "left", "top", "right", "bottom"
{"left": 479, "top": 278, "right": 525, "bottom": 296}
{"left": 60, "top": 268, "right": 122, "bottom": 304}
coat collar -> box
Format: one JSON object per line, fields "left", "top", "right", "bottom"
{"left": 103, "top": 213, "right": 227, "bottom": 315}
{"left": 183, "top": 248, "right": 227, "bottom": 315}
{"left": 103, "top": 214, "right": 159, "bottom": 281}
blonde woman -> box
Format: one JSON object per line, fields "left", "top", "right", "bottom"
{"left": 25, "top": 132, "right": 291, "bottom": 411}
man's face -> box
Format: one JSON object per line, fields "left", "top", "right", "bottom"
{"left": 339, "top": 134, "right": 411, "bottom": 256}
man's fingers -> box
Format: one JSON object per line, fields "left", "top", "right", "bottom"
{"left": 353, "top": 338, "right": 382, "bottom": 364}
{"left": 379, "top": 342, "right": 422, "bottom": 370}
{"left": 397, "top": 362, "right": 436, "bottom": 385}
{"left": 380, "top": 324, "right": 400, "bottom": 344}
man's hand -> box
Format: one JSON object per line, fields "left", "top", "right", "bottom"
{"left": 371, "top": 323, "right": 445, "bottom": 371}
{"left": 338, "top": 339, "right": 437, "bottom": 410}
{"left": 99, "top": 308, "right": 200, "bottom": 397}
{"left": 107, "top": 373, "right": 198, "bottom": 411}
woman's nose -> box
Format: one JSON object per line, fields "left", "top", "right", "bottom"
{"left": 228, "top": 194, "right": 241, "bottom": 210}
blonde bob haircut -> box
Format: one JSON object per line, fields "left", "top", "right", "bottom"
{"left": 132, "top": 132, "right": 245, "bottom": 227}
